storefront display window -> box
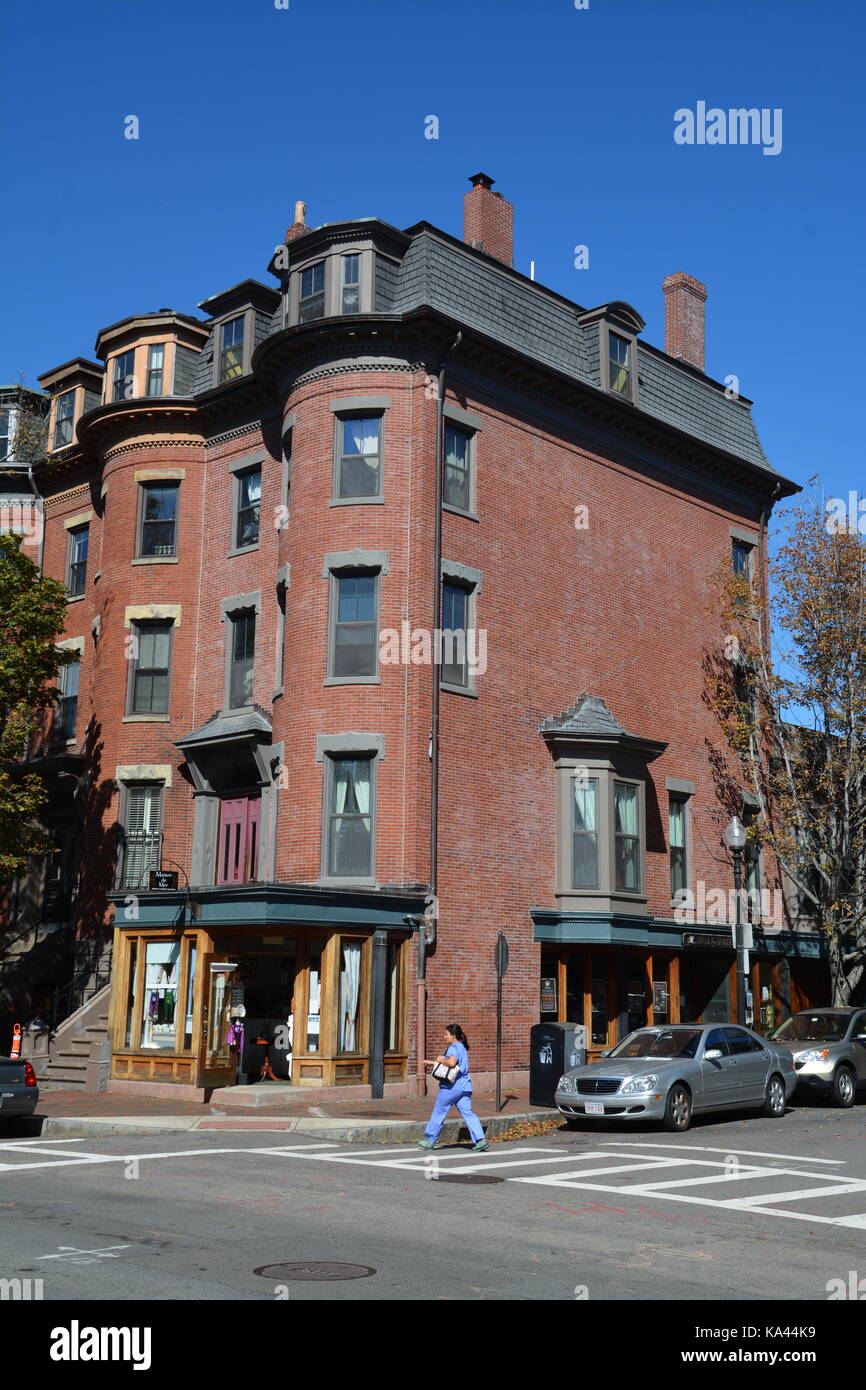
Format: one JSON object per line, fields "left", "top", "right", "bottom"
{"left": 306, "top": 941, "right": 323, "bottom": 1052}
{"left": 141, "top": 941, "right": 181, "bottom": 1049}
{"left": 339, "top": 940, "right": 362, "bottom": 1052}
{"left": 384, "top": 941, "right": 400, "bottom": 1050}
{"left": 124, "top": 942, "right": 138, "bottom": 1048}
{"left": 591, "top": 956, "right": 608, "bottom": 1045}
{"left": 206, "top": 964, "right": 234, "bottom": 1065}
{"left": 183, "top": 944, "right": 197, "bottom": 1051}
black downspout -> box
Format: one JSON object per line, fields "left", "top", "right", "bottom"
{"left": 421, "top": 334, "right": 462, "bottom": 1096}
{"left": 369, "top": 928, "right": 387, "bottom": 1099}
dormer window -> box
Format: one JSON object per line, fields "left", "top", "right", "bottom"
{"left": 578, "top": 302, "right": 644, "bottom": 408}
{"left": 219, "top": 316, "right": 245, "bottom": 382}
{"left": 609, "top": 333, "right": 631, "bottom": 397}
{"left": 341, "top": 255, "right": 361, "bottom": 313}
{"left": 113, "top": 350, "right": 136, "bottom": 402}
{"left": 54, "top": 390, "right": 75, "bottom": 448}
{"left": 299, "top": 262, "right": 326, "bottom": 322}
{"left": 146, "top": 344, "right": 165, "bottom": 397}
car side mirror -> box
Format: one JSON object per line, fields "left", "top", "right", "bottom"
{"left": 704, "top": 1048, "right": 723, "bottom": 1060}
{"left": 599, "top": 1049, "right": 610, "bottom": 1058}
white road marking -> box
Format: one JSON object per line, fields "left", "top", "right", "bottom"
{"left": 5, "top": 1138, "right": 865, "bottom": 1231}
{"left": 511, "top": 1172, "right": 866, "bottom": 1227}
{"left": 600, "top": 1141, "right": 846, "bottom": 1165}
{"left": 0, "top": 1145, "right": 108, "bottom": 1160}
{"left": 37, "top": 1244, "right": 130, "bottom": 1263}
{"left": 624, "top": 1166, "right": 783, "bottom": 1190}
{"left": 0, "top": 1141, "right": 341, "bottom": 1172}
{"left": 0, "top": 1138, "right": 86, "bottom": 1147}
{"left": 726, "top": 1182, "right": 866, "bottom": 1207}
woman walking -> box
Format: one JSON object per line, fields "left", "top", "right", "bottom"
{"left": 417, "top": 1024, "right": 488, "bottom": 1152}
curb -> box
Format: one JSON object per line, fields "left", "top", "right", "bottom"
{"left": 37, "top": 1109, "right": 555, "bottom": 1143}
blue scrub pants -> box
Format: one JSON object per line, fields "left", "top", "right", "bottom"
{"left": 423, "top": 1081, "right": 485, "bottom": 1143}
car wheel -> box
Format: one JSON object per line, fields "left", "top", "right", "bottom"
{"left": 663, "top": 1084, "right": 691, "bottom": 1132}
{"left": 832, "top": 1066, "right": 856, "bottom": 1109}
{"left": 762, "top": 1073, "right": 786, "bottom": 1118}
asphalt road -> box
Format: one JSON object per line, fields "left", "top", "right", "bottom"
{"left": 0, "top": 1102, "right": 864, "bottom": 1304}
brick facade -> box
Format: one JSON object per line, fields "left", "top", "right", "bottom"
{"left": 14, "top": 177, "right": 819, "bottom": 1094}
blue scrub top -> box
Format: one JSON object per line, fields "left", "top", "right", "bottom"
{"left": 440, "top": 1040, "right": 470, "bottom": 1086}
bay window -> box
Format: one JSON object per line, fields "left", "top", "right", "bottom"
{"left": 614, "top": 781, "right": 641, "bottom": 892}
{"left": 572, "top": 778, "right": 599, "bottom": 889}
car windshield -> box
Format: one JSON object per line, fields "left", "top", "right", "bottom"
{"left": 608, "top": 1029, "right": 702, "bottom": 1060}
{"left": 770, "top": 1014, "right": 850, "bottom": 1042}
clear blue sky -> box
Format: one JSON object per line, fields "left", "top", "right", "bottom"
{"left": 3, "top": 0, "right": 864, "bottom": 521}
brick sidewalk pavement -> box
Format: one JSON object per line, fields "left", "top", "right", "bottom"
{"left": 33, "top": 1086, "right": 535, "bottom": 1122}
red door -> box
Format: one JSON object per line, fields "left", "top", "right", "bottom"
{"left": 217, "top": 797, "right": 261, "bottom": 884}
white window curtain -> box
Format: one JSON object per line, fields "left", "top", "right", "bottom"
{"left": 339, "top": 942, "right": 361, "bottom": 1051}
{"left": 573, "top": 780, "right": 596, "bottom": 830}
{"left": 351, "top": 763, "right": 370, "bottom": 814}
{"left": 669, "top": 798, "right": 685, "bottom": 848}
{"left": 347, "top": 420, "right": 379, "bottom": 455}
{"left": 614, "top": 783, "right": 638, "bottom": 835}
{"left": 333, "top": 761, "right": 350, "bottom": 814}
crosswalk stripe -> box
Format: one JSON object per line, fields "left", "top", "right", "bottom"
{"left": 726, "top": 1182, "right": 866, "bottom": 1207}
{"left": 600, "top": 1141, "right": 845, "bottom": 1165}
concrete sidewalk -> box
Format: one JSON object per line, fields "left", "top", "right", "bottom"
{"left": 11, "top": 1085, "right": 558, "bottom": 1145}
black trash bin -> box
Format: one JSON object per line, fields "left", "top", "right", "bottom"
{"left": 529, "top": 1022, "right": 586, "bottom": 1107}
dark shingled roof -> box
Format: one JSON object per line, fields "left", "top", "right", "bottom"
{"left": 175, "top": 709, "right": 271, "bottom": 748}
{"left": 184, "top": 219, "right": 778, "bottom": 478}
{"left": 540, "top": 694, "right": 629, "bottom": 737}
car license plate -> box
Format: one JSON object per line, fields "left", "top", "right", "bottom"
{"left": 585, "top": 1101, "right": 605, "bottom": 1116}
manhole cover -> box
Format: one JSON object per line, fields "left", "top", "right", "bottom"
{"left": 254, "top": 1262, "right": 376, "bottom": 1282}
{"left": 436, "top": 1174, "right": 505, "bottom": 1185}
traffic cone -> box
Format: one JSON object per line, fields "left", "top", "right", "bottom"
{"left": 10, "top": 1024, "right": 22, "bottom": 1060}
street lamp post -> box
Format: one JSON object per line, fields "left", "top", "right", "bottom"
{"left": 723, "top": 816, "right": 749, "bottom": 1025}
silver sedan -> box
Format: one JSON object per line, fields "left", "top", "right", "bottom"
{"left": 555, "top": 1024, "right": 797, "bottom": 1132}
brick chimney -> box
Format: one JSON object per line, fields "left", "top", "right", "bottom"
{"left": 463, "top": 173, "right": 513, "bottom": 266}
{"left": 284, "top": 200, "right": 308, "bottom": 242}
{"left": 662, "top": 272, "right": 707, "bottom": 370}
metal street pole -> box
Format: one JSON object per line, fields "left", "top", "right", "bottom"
{"left": 733, "top": 847, "right": 748, "bottom": 1025}
{"left": 494, "top": 931, "right": 509, "bottom": 1112}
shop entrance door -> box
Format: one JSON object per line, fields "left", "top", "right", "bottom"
{"left": 691, "top": 956, "right": 732, "bottom": 1023}
{"left": 234, "top": 948, "right": 298, "bottom": 1083}
{"left": 199, "top": 957, "right": 239, "bottom": 1088}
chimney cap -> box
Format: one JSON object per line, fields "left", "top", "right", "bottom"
{"left": 468, "top": 172, "right": 495, "bottom": 190}
{"left": 662, "top": 271, "right": 707, "bottom": 301}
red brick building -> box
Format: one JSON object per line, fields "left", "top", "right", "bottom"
{"left": 17, "top": 174, "right": 822, "bottom": 1098}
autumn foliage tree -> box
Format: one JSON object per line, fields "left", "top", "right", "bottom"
{"left": 0, "top": 533, "right": 74, "bottom": 877}
{"left": 705, "top": 486, "right": 866, "bottom": 1004}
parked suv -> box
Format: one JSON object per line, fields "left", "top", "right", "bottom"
{"left": 768, "top": 1008, "right": 866, "bottom": 1108}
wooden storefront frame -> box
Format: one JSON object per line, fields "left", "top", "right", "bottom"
{"left": 109, "top": 920, "right": 411, "bottom": 1092}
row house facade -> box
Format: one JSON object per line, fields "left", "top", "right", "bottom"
{"left": 13, "top": 173, "right": 823, "bottom": 1097}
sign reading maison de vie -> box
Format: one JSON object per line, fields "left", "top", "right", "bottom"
{"left": 682, "top": 931, "right": 733, "bottom": 950}
{"left": 148, "top": 870, "right": 179, "bottom": 891}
